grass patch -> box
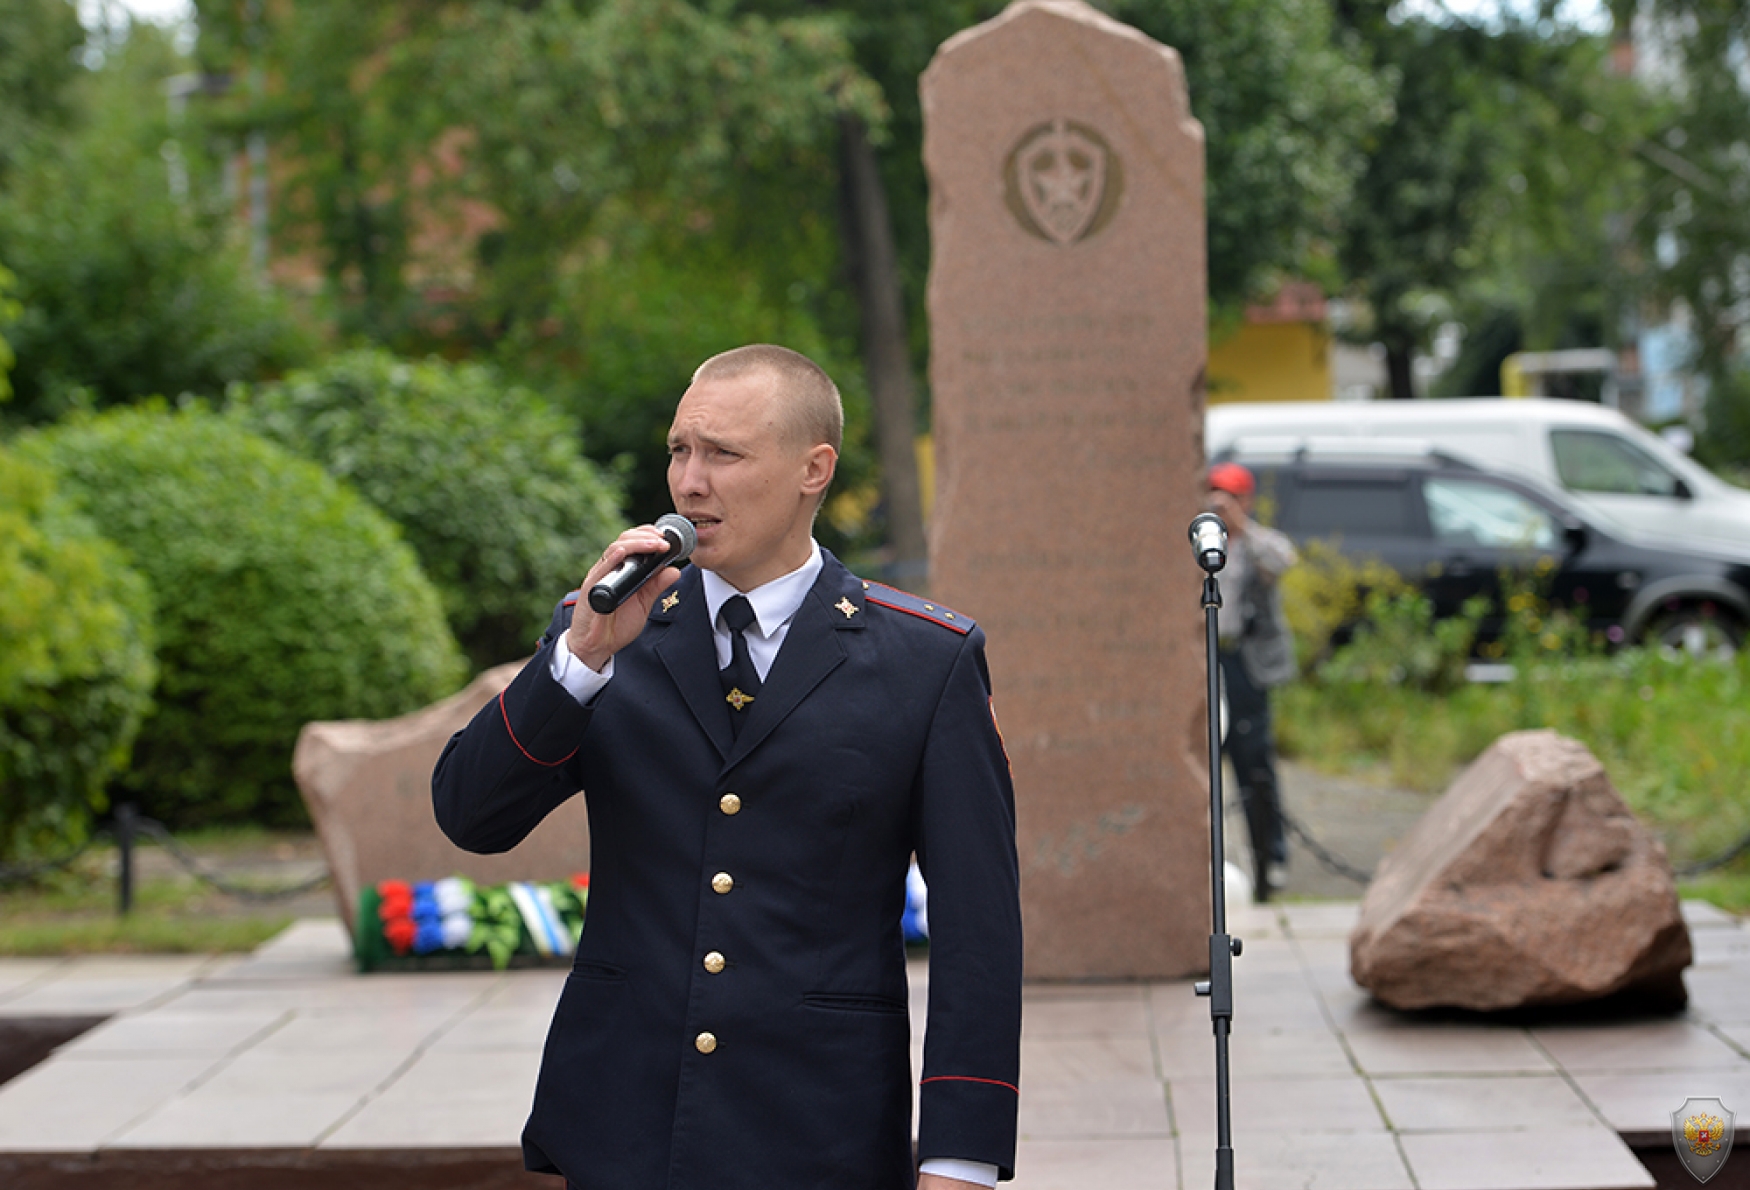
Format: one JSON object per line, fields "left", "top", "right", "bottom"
{"left": 1278, "top": 645, "right": 1750, "bottom": 912}
{"left": 0, "top": 833, "right": 308, "bottom": 955}
{"left": 0, "top": 913, "right": 290, "bottom": 956}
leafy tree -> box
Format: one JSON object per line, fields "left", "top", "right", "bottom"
{"left": 0, "top": 261, "right": 18, "bottom": 404}
{"left": 18, "top": 406, "right": 467, "bottom": 828}
{"left": 1620, "top": 0, "right": 1750, "bottom": 465}
{"left": 0, "top": 0, "right": 84, "bottom": 183}
{"left": 1105, "top": 0, "right": 1392, "bottom": 314}
{"left": 1330, "top": 2, "right": 1645, "bottom": 400}
{"left": 230, "top": 350, "right": 625, "bottom": 669}
{"left": 190, "top": 0, "right": 893, "bottom": 553}
{"left": 0, "top": 22, "right": 313, "bottom": 425}
{"left": 0, "top": 446, "right": 156, "bottom": 862}
{"left": 189, "top": 1, "right": 1402, "bottom": 570}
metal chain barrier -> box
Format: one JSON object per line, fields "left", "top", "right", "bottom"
{"left": 1674, "top": 828, "right": 1750, "bottom": 879}
{"left": 0, "top": 835, "right": 104, "bottom": 886}
{"left": 1270, "top": 803, "right": 1750, "bottom": 887}
{"left": 0, "top": 808, "right": 328, "bottom": 908}
{"left": 1277, "top": 806, "right": 1376, "bottom": 885}
{"left": 129, "top": 817, "right": 330, "bottom": 902}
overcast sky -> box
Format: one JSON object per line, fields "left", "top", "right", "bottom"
{"left": 79, "top": 0, "right": 193, "bottom": 29}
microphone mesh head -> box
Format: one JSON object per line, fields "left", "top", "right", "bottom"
{"left": 656, "top": 512, "right": 697, "bottom": 560}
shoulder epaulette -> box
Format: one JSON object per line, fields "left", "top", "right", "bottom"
{"left": 860, "top": 580, "right": 972, "bottom": 635}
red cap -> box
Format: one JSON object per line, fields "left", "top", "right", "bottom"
{"left": 1207, "top": 462, "right": 1255, "bottom": 497}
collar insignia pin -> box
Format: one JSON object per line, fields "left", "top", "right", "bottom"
{"left": 835, "top": 597, "right": 859, "bottom": 619}
{"left": 725, "top": 688, "right": 754, "bottom": 711}
{"left": 660, "top": 592, "right": 680, "bottom": 613}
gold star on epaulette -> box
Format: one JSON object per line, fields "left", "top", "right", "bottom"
{"left": 660, "top": 592, "right": 681, "bottom": 613}
{"left": 725, "top": 688, "right": 755, "bottom": 711}
{"left": 835, "top": 597, "right": 859, "bottom": 619}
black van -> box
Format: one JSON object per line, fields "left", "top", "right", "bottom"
{"left": 1226, "top": 446, "right": 1750, "bottom": 657}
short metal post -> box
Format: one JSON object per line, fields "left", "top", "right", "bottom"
{"left": 115, "top": 802, "right": 137, "bottom": 917}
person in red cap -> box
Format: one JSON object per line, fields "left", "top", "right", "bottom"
{"left": 1207, "top": 462, "right": 1298, "bottom": 900}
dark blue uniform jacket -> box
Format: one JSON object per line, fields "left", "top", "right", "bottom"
{"left": 432, "top": 551, "right": 1022, "bottom": 1189}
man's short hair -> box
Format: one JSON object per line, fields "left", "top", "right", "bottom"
{"left": 693, "top": 344, "right": 844, "bottom": 454}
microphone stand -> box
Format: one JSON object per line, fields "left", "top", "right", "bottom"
{"left": 1190, "top": 515, "right": 1240, "bottom": 1190}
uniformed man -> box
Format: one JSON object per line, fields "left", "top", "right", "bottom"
{"left": 433, "top": 344, "right": 1022, "bottom": 1189}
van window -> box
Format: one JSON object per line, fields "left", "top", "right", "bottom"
{"left": 1551, "top": 429, "right": 1682, "bottom": 497}
{"left": 1424, "top": 477, "right": 1557, "bottom": 549}
{"left": 1292, "top": 478, "right": 1418, "bottom": 537}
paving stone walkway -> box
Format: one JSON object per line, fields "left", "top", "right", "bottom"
{"left": 2, "top": 899, "right": 1747, "bottom": 1189}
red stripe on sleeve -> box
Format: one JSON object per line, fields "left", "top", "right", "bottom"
{"left": 499, "top": 689, "right": 579, "bottom": 768}
{"left": 919, "top": 1075, "right": 1019, "bottom": 1094}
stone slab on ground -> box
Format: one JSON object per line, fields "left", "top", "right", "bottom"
{"left": 3, "top": 901, "right": 1746, "bottom": 1188}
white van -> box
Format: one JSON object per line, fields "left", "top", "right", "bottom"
{"left": 1206, "top": 398, "right": 1750, "bottom": 548}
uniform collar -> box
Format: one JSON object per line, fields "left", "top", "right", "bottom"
{"left": 699, "top": 539, "right": 823, "bottom": 639}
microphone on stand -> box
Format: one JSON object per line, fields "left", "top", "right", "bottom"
{"left": 1190, "top": 508, "right": 1240, "bottom": 1190}
{"left": 587, "top": 513, "right": 697, "bottom": 614}
{"left": 1188, "top": 512, "right": 1228, "bottom": 574}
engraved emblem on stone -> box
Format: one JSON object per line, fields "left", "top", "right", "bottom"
{"left": 1003, "top": 118, "right": 1123, "bottom": 246}
{"left": 835, "top": 597, "right": 859, "bottom": 619}
{"left": 1672, "top": 1097, "right": 1735, "bottom": 1183}
{"left": 661, "top": 592, "right": 681, "bottom": 612}
{"left": 725, "top": 688, "right": 754, "bottom": 711}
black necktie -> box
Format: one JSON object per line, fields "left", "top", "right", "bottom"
{"left": 719, "top": 595, "right": 761, "bottom": 735}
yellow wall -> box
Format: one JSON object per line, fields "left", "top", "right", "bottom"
{"left": 1206, "top": 321, "right": 1331, "bottom": 404}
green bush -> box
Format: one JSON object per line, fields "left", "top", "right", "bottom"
{"left": 228, "top": 350, "right": 623, "bottom": 668}
{"left": 0, "top": 447, "right": 156, "bottom": 861}
{"left": 1277, "top": 538, "right": 1409, "bottom": 671}
{"left": 17, "top": 405, "right": 467, "bottom": 828}
{"left": 1317, "top": 589, "right": 1488, "bottom": 695}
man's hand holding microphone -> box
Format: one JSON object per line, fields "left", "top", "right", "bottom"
{"left": 566, "top": 513, "right": 695, "bottom": 673}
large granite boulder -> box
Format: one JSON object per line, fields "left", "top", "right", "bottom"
{"left": 294, "top": 662, "right": 592, "bottom": 933}
{"left": 1350, "top": 730, "right": 1691, "bottom": 1011}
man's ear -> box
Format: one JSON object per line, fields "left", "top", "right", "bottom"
{"left": 801, "top": 444, "right": 838, "bottom": 497}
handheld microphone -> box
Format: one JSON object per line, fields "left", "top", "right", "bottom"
{"left": 587, "top": 513, "right": 697, "bottom": 614}
{"left": 1188, "top": 512, "right": 1228, "bottom": 574}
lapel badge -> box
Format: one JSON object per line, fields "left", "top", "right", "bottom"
{"left": 725, "top": 688, "right": 755, "bottom": 712}
{"left": 835, "top": 597, "right": 859, "bottom": 619}
{"left": 660, "top": 592, "right": 681, "bottom": 613}
{"left": 1672, "top": 1096, "right": 1736, "bottom": 1183}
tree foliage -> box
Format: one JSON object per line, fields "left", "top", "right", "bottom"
{"left": 1624, "top": 0, "right": 1750, "bottom": 464}
{"left": 1106, "top": 0, "right": 1392, "bottom": 314}
{"left": 229, "top": 350, "right": 625, "bottom": 669}
{"left": 17, "top": 406, "right": 467, "bottom": 829}
{"left": 0, "top": 445, "right": 156, "bottom": 862}
{"left": 0, "top": 0, "right": 84, "bottom": 183}
{"left": 1331, "top": 2, "right": 1646, "bottom": 399}
{"left": 0, "top": 22, "right": 312, "bottom": 425}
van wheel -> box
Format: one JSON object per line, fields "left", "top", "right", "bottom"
{"left": 1647, "top": 606, "right": 1743, "bottom": 660}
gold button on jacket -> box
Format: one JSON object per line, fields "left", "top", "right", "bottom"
{"left": 711, "top": 872, "right": 734, "bottom": 894}
{"left": 703, "top": 951, "right": 726, "bottom": 974}
{"left": 694, "top": 1031, "right": 717, "bottom": 1054}
{"left": 719, "top": 792, "right": 741, "bottom": 815}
